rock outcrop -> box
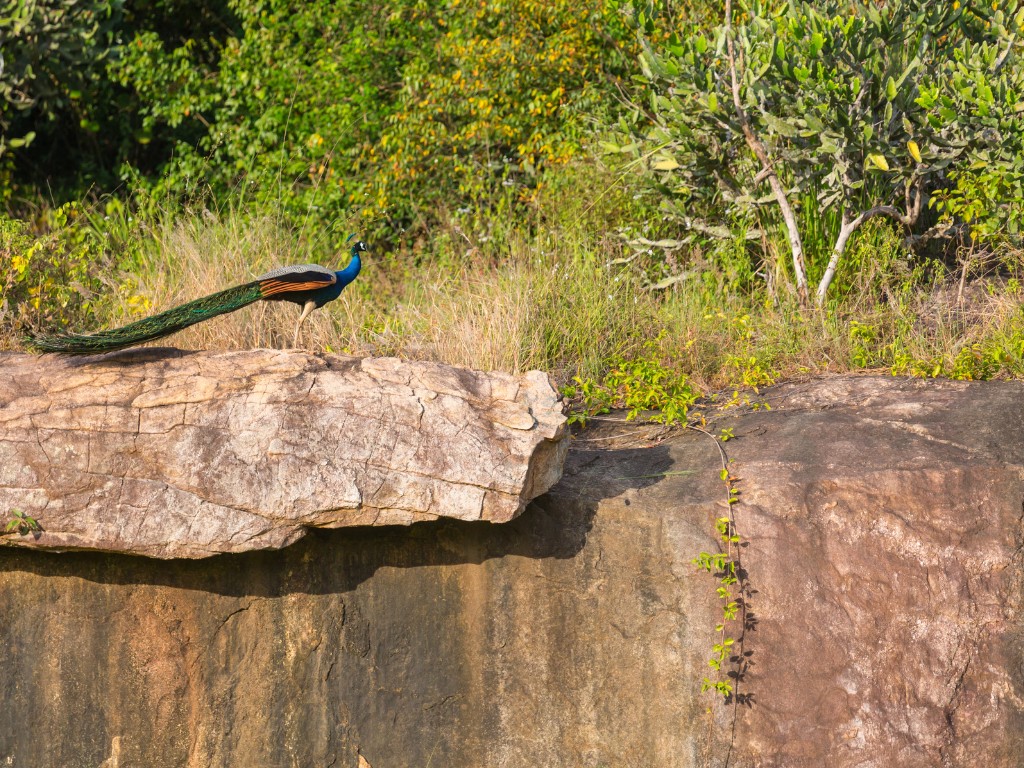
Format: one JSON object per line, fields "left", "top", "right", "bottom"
{"left": 1, "top": 375, "right": 1023, "bottom": 767}
{"left": 0, "top": 350, "right": 567, "bottom": 558}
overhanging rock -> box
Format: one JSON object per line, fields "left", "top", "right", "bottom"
{"left": 0, "top": 350, "right": 567, "bottom": 558}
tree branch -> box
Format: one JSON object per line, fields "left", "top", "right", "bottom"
{"left": 815, "top": 199, "right": 919, "bottom": 306}
{"left": 723, "top": 0, "right": 808, "bottom": 306}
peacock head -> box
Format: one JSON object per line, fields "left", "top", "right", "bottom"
{"left": 353, "top": 240, "right": 369, "bottom": 253}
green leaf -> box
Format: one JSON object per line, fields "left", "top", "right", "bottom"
{"left": 6, "top": 131, "right": 35, "bottom": 149}
{"left": 809, "top": 31, "right": 824, "bottom": 57}
{"left": 761, "top": 112, "right": 799, "bottom": 137}
{"left": 885, "top": 76, "right": 897, "bottom": 101}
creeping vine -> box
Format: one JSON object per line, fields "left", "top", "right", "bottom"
{"left": 689, "top": 421, "right": 757, "bottom": 765}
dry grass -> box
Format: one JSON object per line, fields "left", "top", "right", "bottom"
{"left": 103, "top": 214, "right": 344, "bottom": 352}
{"left": 102, "top": 215, "right": 667, "bottom": 381}
{"left": 15, "top": 201, "right": 1024, "bottom": 392}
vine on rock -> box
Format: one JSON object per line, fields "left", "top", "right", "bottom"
{"left": 689, "top": 425, "right": 754, "bottom": 706}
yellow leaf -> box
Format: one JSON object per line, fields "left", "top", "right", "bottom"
{"left": 907, "top": 140, "right": 922, "bottom": 163}
{"left": 653, "top": 157, "right": 680, "bottom": 171}
{"left": 867, "top": 153, "right": 890, "bottom": 171}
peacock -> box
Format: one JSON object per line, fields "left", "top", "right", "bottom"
{"left": 25, "top": 239, "right": 368, "bottom": 355}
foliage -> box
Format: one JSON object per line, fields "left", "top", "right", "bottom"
{"left": 4, "top": 509, "right": 40, "bottom": 537}
{"left": 0, "top": 0, "right": 246, "bottom": 196}
{"left": 691, "top": 430, "right": 752, "bottom": 705}
{"left": 0, "top": 204, "right": 132, "bottom": 335}
{"left": 563, "top": 335, "right": 700, "bottom": 425}
{"left": 109, "top": 0, "right": 430, "bottom": 226}
{"left": 0, "top": 0, "right": 121, "bottom": 158}
{"left": 375, "top": 0, "right": 639, "bottom": 222}
{"left": 933, "top": 147, "right": 1024, "bottom": 246}
{"left": 628, "top": 0, "right": 1024, "bottom": 303}
{"left": 101, "top": 0, "right": 643, "bottom": 238}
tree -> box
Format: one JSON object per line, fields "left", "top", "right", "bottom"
{"left": 0, "top": 0, "right": 121, "bottom": 158}
{"left": 632, "top": 0, "right": 1024, "bottom": 306}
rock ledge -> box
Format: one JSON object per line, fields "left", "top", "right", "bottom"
{"left": 0, "top": 350, "right": 567, "bottom": 558}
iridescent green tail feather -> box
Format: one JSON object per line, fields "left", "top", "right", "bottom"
{"left": 25, "top": 281, "right": 265, "bottom": 355}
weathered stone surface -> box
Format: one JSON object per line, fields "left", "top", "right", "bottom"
{"left": 0, "top": 350, "right": 567, "bottom": 558}
{"left": 1, "top": 375, "right": 1023, "bottom": 767}
{"left": 727, "top": 377, "right": 1024, "bottom": 766}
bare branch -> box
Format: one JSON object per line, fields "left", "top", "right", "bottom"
{"left": 815, "top": 198, "right": 920, "bottom": 305}
{"left": 724, "top": 0, "right": 809, "bottom": 306}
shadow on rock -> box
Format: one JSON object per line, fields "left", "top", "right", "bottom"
{"left": 61, "top": 346, "right": 198, "bottom": 367}
{"left": 0, "top": 441, "right": 674, "bottom": 599}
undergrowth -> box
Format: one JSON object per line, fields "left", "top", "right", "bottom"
{"left": 4, "top": 164, "right": 1024, "bottom": 396}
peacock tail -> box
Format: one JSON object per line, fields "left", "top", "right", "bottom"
{"left": 24, "top": 281, "right": 266, "bottom": 355}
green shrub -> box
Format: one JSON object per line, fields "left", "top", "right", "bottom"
{"left": 0, "top": 204, "right": 127, "bottom": 338}
{"left": 628, "top": 0, "right": 1024, "bottom": 305}
{"left": 0, "top": 0, "right": 244, "bottom": 198}
{"left": 109, "top": 0, "right": 431, "bottom": 226}
{"left": 374, "top": 0, "right": 638, "bottom": 222}
{"left": 564, "top": 334, "right": 700, "bottom": 425}
{"left": 0, "top": 0, "right": 120, "bottom": 158}
{"left": 106, "top": 0, "right": 643, "bottom": 239}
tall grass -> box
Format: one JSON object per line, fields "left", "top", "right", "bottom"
{"left": 95, "top": 210, "right": 665, "bottom": 379}
{"left": 82, "top": 198, "right": 1024, "bottom": 395}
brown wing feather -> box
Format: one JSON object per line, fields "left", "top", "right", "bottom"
{"left": 259, "top": 278, "right": 335, "bottom": 297}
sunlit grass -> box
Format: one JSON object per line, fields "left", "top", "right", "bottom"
{"left": 68, "top": 199, "right": 1024, "bottom": 397}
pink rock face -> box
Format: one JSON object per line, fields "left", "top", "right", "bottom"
{"left": 720, "top": 377, "right": 1024, "bottom": 766}
{"left": 0, "top": 350, "right": 568, "bottom": 558}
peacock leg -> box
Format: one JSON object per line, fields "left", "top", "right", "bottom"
{"left": 292, "top": 300, "right": 317, "bottom": 348}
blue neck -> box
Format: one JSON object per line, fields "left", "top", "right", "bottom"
{"left": 336, "top": 249, "right": 362, "bottom": 287}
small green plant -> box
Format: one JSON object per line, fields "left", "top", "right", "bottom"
{"left": 0, "top": 205, "right": 121, "bottom": 336}
{"left": 849, "top": 321, "right": 878, "bottom": 368}
{"left": 723, "top": 353, "right": 776, "bottom": 391}
{"left": 563, "top": 336, "right": 700, "bottom": 426}
{"left": 4, "top": 509, "right": 41, "bottom": 537}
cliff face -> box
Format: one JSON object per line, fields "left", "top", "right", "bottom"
{"left": 1, "top": 375, "right": 1023, "bottom": 767}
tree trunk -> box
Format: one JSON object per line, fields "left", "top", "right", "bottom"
{"left": 724, "top": 0, "right": 809, "bottom": 306}
{"left": 815, "top": 215, "right": 860, "bottom": 306}
{"left": 815, "top": 202, "right": 916, "bottom": 306}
